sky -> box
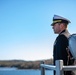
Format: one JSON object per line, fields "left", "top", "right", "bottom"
{"left": 0, "top": 0, "right": 76, "bottom": 61}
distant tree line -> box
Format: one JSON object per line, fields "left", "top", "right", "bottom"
{"left": 0, "top": 59, "right": 53, "bottom": 69}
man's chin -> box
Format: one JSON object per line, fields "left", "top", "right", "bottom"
{"left": 54, "top": 32, "right": 58, "bottom": 34}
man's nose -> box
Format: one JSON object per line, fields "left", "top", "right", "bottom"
{"left": 52, "top": 26, "right": 54, "bottom": 29}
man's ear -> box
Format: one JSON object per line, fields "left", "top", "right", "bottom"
{"left": 60, "top": 23, "right": 63, "bottom": 29}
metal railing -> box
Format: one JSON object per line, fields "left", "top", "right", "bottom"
{"left": 40, "top": 60, "right": 76, "bottom": 75}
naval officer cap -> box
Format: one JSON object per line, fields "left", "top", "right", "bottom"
{"left": 51, "top": 15, "right": 71, "bottom": 26}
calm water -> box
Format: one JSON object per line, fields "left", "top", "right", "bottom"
{"left": 0, "top": 67, "right": 53, "bottom": 75}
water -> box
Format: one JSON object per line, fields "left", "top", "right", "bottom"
{"left": 0, "top": 67, "right": 53, "bottom": 75}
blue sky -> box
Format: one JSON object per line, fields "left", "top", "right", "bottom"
{"left": 0, "top": 0, "right": 76, "bottom": 61}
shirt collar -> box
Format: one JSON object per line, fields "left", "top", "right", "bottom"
{"left": 59, "top": 30, "right": 66, "bottom": 35}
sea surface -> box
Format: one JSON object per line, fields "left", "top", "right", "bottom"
{"left": 0, "top": 67, "right": 53, "bottom": 75}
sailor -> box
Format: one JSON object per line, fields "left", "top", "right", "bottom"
{"left": 51, "top": 15, "right": 75, "bottom": 75}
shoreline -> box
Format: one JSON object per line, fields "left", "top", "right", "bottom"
{"left": 0, "top": 59, "right": 53, "bottom": 69}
